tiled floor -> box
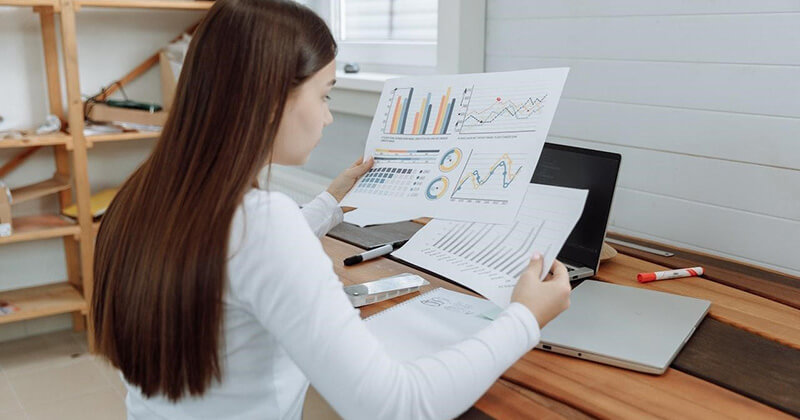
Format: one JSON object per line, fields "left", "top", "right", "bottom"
{"left": 0, "top": 330, "right": 126, "bottom": 420}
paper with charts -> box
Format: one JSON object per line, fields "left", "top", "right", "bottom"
{"left": 340, "top": 68, "right": 569, "bottom": 224}
{"left": 392, "top": 184, "right": 588, "bottom": 307}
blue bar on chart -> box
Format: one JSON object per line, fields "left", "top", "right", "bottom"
{"left": 421, "top": 102, "right": 433, "bottom": 135}
{"left": 441, "top": 98, "right": 456, "bottom": 135}
{"left": 398, "top": 88, "right": 414, "bottom": 134}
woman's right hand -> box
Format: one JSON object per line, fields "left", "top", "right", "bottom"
{"left": 510, "top": 253, "right": 572, "bottom": 329}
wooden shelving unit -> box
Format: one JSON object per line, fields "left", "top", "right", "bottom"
{"left": 0, "top": 132, "right": 73, "bottom": 149}
{"left": 75, "top": 0, "right": 213, "bottom": 10}
{"left": 10, "top": 175, "right": 71, "bottom": 203}
{"left": 0, "top": 283, "right": 85, "bottom": 325}
{"left": 1, "top": 0, "right": 208, "bottom": 347}
{"left": 0, "top": 215, "right": 79, "bottom": 245}
{"left": 0, "top": 0, "right": 59, "bottom": 7}
{"left": 87, "top": 130, "right": 160, "bottom": 144}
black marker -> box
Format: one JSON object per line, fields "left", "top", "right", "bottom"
{"left": 343, "top": 240, "right": 408, "bottom": 266}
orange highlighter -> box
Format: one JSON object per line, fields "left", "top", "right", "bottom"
{"left": 637, "top": 267, "right": 704, "bottom": 283}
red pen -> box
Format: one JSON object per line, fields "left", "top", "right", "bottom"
{"left": 637, "top": 267, "right": 704, "bottom": 283}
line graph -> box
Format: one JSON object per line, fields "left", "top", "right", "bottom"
{"left": 450, "top": 150, "right": 527, "bottom": 204}
{"left": 464, "top": 95, "right": 547, "bottom": 125}
{"left": 454, "top": 85, "right": 550, "bottom": 134}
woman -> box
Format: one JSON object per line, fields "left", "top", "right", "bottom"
{"left": 92, "top": 0, "right": 571, "bottom": 418}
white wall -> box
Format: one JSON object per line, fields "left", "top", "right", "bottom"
{"left": 0, "top": 8, "right": 204, "bottom": 340}
{"left": 485, "top": 0, "right": 800, "bottom": 276}
{"left": 283, "top": 1, "right": 800, "bottom": 277}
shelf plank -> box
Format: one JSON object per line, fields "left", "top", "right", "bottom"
{"left": 9, "top": 175, "right": 71, "bottom": 205}
{"left": 0, "top": 214, "right": 79, "bottom": 245}
{"left": 75, "top": 0, "right": 213, "bottom": 10}
{"left": 0, "top": 132, "right": 72, "bottom": 149}
{"left": 87, "top": 130, "right": 160, "bottom": 144}
{"left": 0, "top": 0, "right": 57, "bottom": 7}
{"left": 0, "top": 283, "right": 86, "bottom": 325}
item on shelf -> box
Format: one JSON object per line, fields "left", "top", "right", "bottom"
{"left": 87, "top": 102, "right": 168, "bottom": 128}
{"left": 115, "top": 121, "right": 163, "bottom": 132}
{"left": 62, "top": 187, "right": 119, "bottom": 219}
{"left": 85, "top": 78, "right": 167, "bottom": 128}
{"left": 0, "top": 114, "right": 61, "bottom": 140}
{"left": 0, "top": 180, "right": 11, "bottom": 237}
{"left": 0, "top": 300, "right": 19, "bottom": 316}
{"left": 0, "top": 130, "right": 26, "bottom": 141}
{"left": 160, "top": 35, "right": 190, "bottom": 111}
{"left": 163, "top": 33, "right": 192, "bottom": 64}
{"left": 104, "top": 99, "right": 162, "bottom": 113}
{"left": 160, "top": 52, "right": 179, "bottom": 111}
{"left": 35, "top": 114, "right": 61, "bottom": 135}
{"left": 83, "top": 122, "right": 125, "bottom": 136}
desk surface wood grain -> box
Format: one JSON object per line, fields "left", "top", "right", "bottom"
{"left": 594, "top": 254, "right": 800, "bottom": 350}
{"left": 321, "top": 236, "right": 797, "bottom": 419}
{"left": 607, "top": 232, "right": 800, "bottom": 310}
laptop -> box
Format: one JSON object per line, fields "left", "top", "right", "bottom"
{"left": 531, "top": 144, "right": 709, "bottom": 373}
{"left": 537, "top": 280, "right": 710, "bottom": 374}
{"left": 532, "top": 143, "right": 621, "bottom": 281}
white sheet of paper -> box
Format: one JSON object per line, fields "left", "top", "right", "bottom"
{"left": 340, "top": 68, "right": 569, "bottom": 224}
{"left": 365, "top": 288, "right": 497, "bottom": 361}
{"left": 343, "top": 208, "right": 422, "bottom": 227}
{"left": 392, "top": 184, "right": 588, "bottom": 307}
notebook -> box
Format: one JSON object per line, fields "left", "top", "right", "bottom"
{"left": 62, "top": 188, "right": 119, "bottom": 218}
{"left": 365, "top": 288, "right": 498, "bottom": 361}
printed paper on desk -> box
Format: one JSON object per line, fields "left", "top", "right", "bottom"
{"left": 340, "top": 68, "right": 569, "bottom": 224}
{"left": 365, "top": 288, "right": 497, "bottom": 361}
{"left": 392, "top": 184, "right": 588, "bottom": 307}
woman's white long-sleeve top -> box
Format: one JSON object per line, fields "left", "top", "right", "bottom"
{"left": 125, "top": 189, "right": 540, "bottom": 419}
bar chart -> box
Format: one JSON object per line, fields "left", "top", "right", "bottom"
{"left": 392, "top": 184, "right": 589, "bottom": 306}
{"left": 382, "top": 86, "right": 460, "bottom": 135}
{"left": 421, "top": 219, "right": 548, "bottom": 281}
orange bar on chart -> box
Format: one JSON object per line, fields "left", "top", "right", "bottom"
{"left": 416, "top": 97, "right": 428, "bottom": 134}
{"left": 412, "top": 112, "right": 420, "bottom": 134}
{"left": 433, "top": 87, "right": 451, "bottom": 134}
{"left": 390, "top": 96, "right": 403, "bottom": 133}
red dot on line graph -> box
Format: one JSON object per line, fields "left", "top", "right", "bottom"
{"left": 496, "top": 97, "right": 501, "bottom": 101}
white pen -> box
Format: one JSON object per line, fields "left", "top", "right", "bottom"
{"left": 343, "top": 240, "right": 408, "bottom": 266}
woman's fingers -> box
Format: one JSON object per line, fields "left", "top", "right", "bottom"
{"left": 349, "top": 156, "right": 373, "bottom": 178}
{"left": 523, "top": 252, "right": 544, "bottom": 281}
{"left": 549, "top": 259, "right": 568, "bottom": 282}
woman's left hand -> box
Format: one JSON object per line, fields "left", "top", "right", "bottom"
{"left": 326, "top": 156, "right": 374, "bottom": 203}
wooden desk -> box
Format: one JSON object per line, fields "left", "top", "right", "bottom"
{"left": 320, "top": 227, "right": 800, "bottom": 419}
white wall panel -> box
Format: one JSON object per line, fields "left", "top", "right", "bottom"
{"left": 486, "top": 14, "right": 800, "bottom": 65}
{"left": 489, "top": 2, "right": 800, "bottom": 275}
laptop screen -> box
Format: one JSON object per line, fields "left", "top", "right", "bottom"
{"left": 531, "top": 143, "right": 621, "bottom": 270}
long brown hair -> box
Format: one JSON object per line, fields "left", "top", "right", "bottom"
{"left": 92, "top": 0, "right": 335, "bottom": 401}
